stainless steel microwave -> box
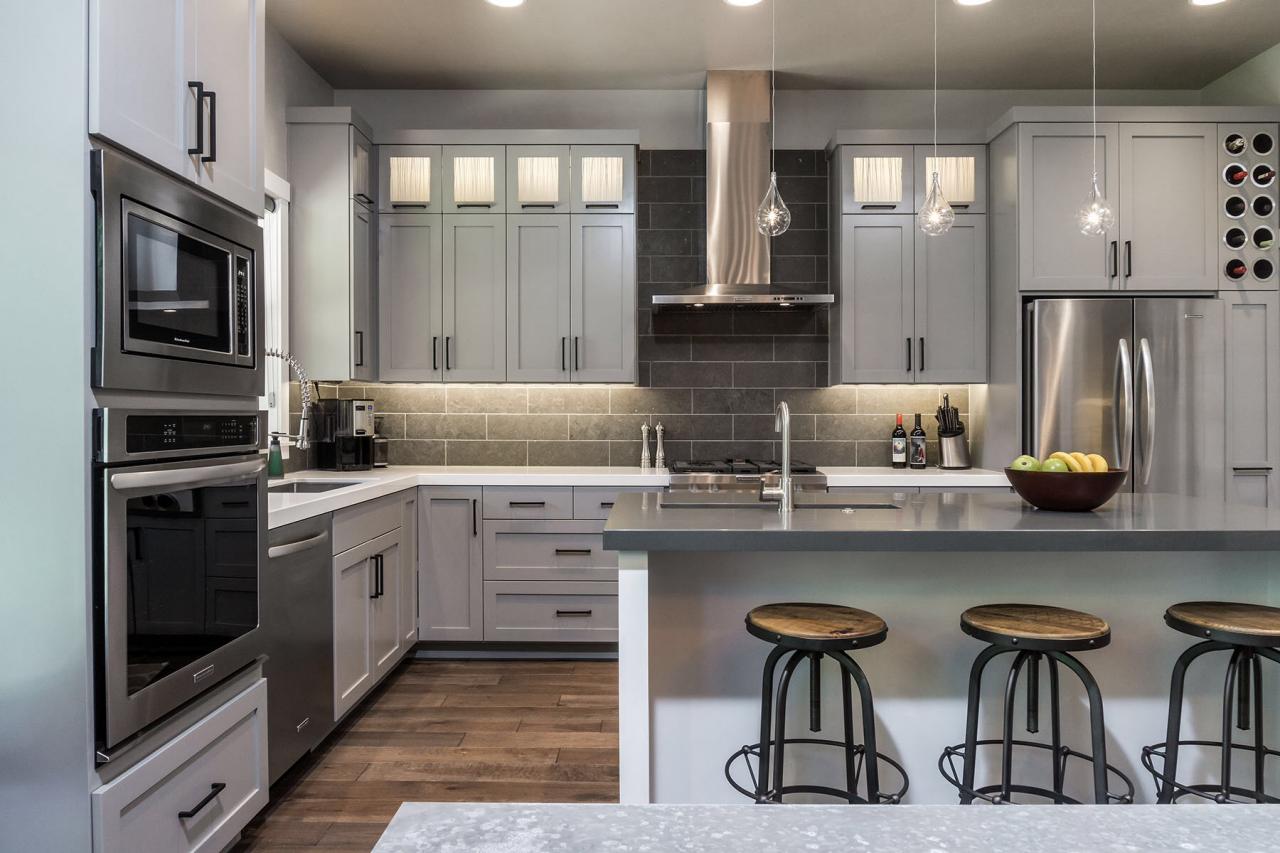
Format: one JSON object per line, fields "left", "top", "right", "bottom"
{"left": 91, "top": 147, "right": 263, "bottom": 398}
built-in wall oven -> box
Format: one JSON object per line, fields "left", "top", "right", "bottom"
{"left": 91, "top": 146, "right": 263, "bottom": 397}
{"left": 94, "top": 408, "right": 266, "bottom": 757}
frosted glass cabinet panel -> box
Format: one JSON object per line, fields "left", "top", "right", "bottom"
{"left": 914, "top": 144, "right": 987, "bottom": 213}
{"left": 570, "top": 145, "right": 635, "bottom": 213}
{"left": 443, "top": 145, "right": 507, "bottom": 213}
{"left": 840, "top": 145, "right": 915, "bottom": 214}
{"left": 378, "top": 144, "right": 441, "bottom": 213}
{"left": 506, "top": 145, "right": 571, "bottom": 212}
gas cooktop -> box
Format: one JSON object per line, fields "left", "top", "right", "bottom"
{"left": 667, "top": 458, "right": 826, "bottom": 491}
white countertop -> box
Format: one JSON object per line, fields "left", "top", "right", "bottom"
{"left": 268, "top": 465, "right": 1007, "bottom": 528}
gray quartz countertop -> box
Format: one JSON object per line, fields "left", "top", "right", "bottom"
{"left": 372, "top": 802, "right": 1276, "bottom": 853}
{"left": 602, "top": 490, "right": 1280, "bottom": 552}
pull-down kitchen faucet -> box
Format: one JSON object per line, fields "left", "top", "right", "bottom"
{"left": 761, "top": 401, "right": 794, "bottom": 513}
{"left": 266, "top": 348, "right": 313, "bottom": 451}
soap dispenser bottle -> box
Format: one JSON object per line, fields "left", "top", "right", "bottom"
{"left": 267, "top": 433, "right": 285, "bottom": 479}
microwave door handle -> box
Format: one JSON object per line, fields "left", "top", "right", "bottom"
{"left": 109, "top": 459, "right": 264, "bottom": 495}
{"left": 1137, "top": 337, "right": 1155, "bottom": 487}
{"left": 1114, "top": 338, "right": 1133, "bottom": 473}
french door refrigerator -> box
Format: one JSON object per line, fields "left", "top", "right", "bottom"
{"left": 1025, "top": 298, "right": 1225, "bottom": 499}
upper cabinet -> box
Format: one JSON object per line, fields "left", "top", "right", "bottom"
{"left": 508, "top": 146, "right": 572, "bottom": 213}
{"left": 914, "top": 144, "right": 987, "bottom": 215}
{"left": 351, "top": 130, "right": 374, "bottom": 207}
{"left": 571, "top": 214, "right": 637, "bottom": 382}
{"left": 379, "top": 214, "right": 444, "bottom": 381}
{"left": 379, "top": 145, "right": 442, "bottom": 213}
{"left": 443, "top": 145, "right": 507, "bottom": 213}
{"left": 571, "top": 146, "right": 636, "bottom": 214}
{"left": 442, "top": 214, "right": 508, "bottom": 381}
{"left": 89, "top": 0, "right": 265, "bottom": 215}
{"left": 837, "top": 145, "right": 915, "bottom": 215}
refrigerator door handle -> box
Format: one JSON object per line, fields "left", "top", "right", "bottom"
{"left": 1114, "top": 338, "right": 1133, "bottom": 473}
{"left": 1137, "top": 337, "right": 1156, "bottom": 486}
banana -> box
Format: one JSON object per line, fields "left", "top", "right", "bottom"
{"left": 1052, "top": 451, "right": 1084, "bottom": 473}
{"left": 1087, "top": 453, "right": 1109, "bottom": 473}
{"left": 1070, "top": 452, "right": 1093, "bottom": 473}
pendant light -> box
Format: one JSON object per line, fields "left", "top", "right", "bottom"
{"left": 755, "top": 0, "right": 791, "bottom": 237}
{"left": 1077, "top": 0, "right": 1114, "bottom": 235}
{"left": 918, "top": 0, "right": 955, "bottom": 236}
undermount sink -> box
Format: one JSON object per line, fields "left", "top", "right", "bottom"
{"left": 659, "top": 492, "right": 901, "bottom": 511}
{"left": 268, "top": 479, "right": 365, "bottom": 494}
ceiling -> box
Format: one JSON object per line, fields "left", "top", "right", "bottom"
{"left": 267, "top": 0, "right": 1280, "bottom": 91}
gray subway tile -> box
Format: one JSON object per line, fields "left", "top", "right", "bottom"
{"left": 689, "top": 441, "right": 776, "bottom": 461}
{"left": 771, "top": 255, "right": 817, "bottom": 284}
{"left": 774, "top": 335, "right": 827, "bottom": 362}
{"left": 735, "top": 413, "right": 816, "bottom": 441}
{"left": 387, "top": 439, "right": 446, "bottom": 465}
{"left": 365, "top": 384, "right": 447, "bottom": 413}
{"left": 650, "top": 150, "right": 705, "bottom": 176}
{"left": 446, "top": 386, "right": 528, "bottom": 414}
{"left": 734, "top": 361, "right": 815, "bottom": 388}
{"left": 788, "top": 441, "right": 860, "bottom": 467}
{"left": 527, "top": 386, "right": 610, "bottom": 414}
{"left": 569, "top": 413, "right": 651, "bottom": 441}
{"left": 651, "top": 361, "right": 732, "bottom": 388}
{"left": 486, "top": 414, "right": 568, "bottom": 441}
{"left": 692, "top": 388, "right": 774, "bottom": 414}
{"left": 776, "top": 175, "right": 829, "bottom": 204}
{"left": 656, "top": 414, "right": 733, "bottom": 442}
{"left": 446, "top": 440, "right": 528, "bottom": 466}
{"left": 771, "top": 227, "right": 826, "bottom": 256}
{"left": 638, "top": 176, "right": 693, "bottom": 203}
{"left": 650, "top": 255, "right": 702, "bottom": 283}
{"left": 528, "top": 441, "right": 609, "bottom": 466}
{"left": 651, "top": 309, "right": 734, "bottom": 336}
{"left": 815, "top": 414, "right": 896, "bottom": 441}
{"left": 856, "top": 386, "right": 942, "bottom": 415}
{"left": 406, "top": 413, "right": 487, "bottom": 440}
{"left": 610, "top": 387, "right": 692, "bottom": 414}
{"left": 648, "top": 203, "right": 704, "bottom": 230}
{"left": 373, "top": 413, "right": 406, "bottom": 439}
{"left": 691, "top": 335, "right": 773, "bottom": 362}
{"left": 337, "top": 384, "right": 369, "bottom": 400}
{"left": 775, "top": 387, "right": 858, "bottom": 414}
{"left": 855, "top": 441, "right": 892, "bottom": 467}
{"left": 638, "top": 230, "right": 693, "bottom": 256}
{"left": 773, "top": 150, "right": 818, "bottom": 176}
{"left": 732, "top": 309, "right": 818, "bottom": 336}
{"left": 639, "top": 335, "right": 692, "bottom": 362}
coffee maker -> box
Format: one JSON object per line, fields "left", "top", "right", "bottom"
{"left": 313, "top": 399, "right": 375, "bottom": 471}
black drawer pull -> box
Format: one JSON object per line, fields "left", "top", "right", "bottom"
{"left": 555, "top": 548, "right": 592, "bottom": 556}
{"left": 585, "top": 203, "right": 620, "bottom": 209}
{"left": 860, "top": 203, "right": 896, "bottom": 210}
{"left": 509, "top": 501, "right": 546, "bottom": 507}
{"left": 218, "top": 500, "right": 250, "bottom": 508}
{"left": 521, "top": 203, "right": 557, "bottom": 208}
{"left": 456, "top": 202, "right": 494, "bottom": 208}
{"left": 1233, "top": 466, "right": 1274, "bottom": 473}
{"left": 599, "top": 501, "right": 615, "bottom": 508}
{"left": 555, "top": 609, "right": 593, "bottom": 617}
{"left": 392, "top": 203, "right": 429, "bottom": 209}
{"left": 178, "top": 782, "right": 226, "bottom": 819}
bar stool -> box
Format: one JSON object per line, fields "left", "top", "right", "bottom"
{"left": 938, "top": 603, "right": 1134, "bottom": 805}
{"left": 1142, "top": 601, "right": 1280, "bottom": 803}
{"left": 724, "top": 603, "right": 908, "bottom": 804}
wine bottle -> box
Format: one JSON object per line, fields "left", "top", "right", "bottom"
{"left": 1226, "top": 258, "right": 1248, "bottom": 280}
{"left": 891, "top": 414, "right": 908, "bottom": 469}
{"left": 909, "top": 414, "right": 927, "bottom": 470}
{"left": 1225, "top": 227, "right": 1247, "bottom": 250}
{"left": 1226, "top": 196, "right": 1248, "bottom": 218}
{"left": 1255, "top": 228, "right": 1275, "bottom": 250}
{"left": 1254, "top": 196, "right": 1275, "bottom": 217}
{"left": 1256, "top": 259, "right": 1275, "bottom": 282}
{"left": 1225, "top": 164, "right": 1249, "bottom": 186}
{"left": 1253, "top": 165, "right": 1277, "bottom": 186}
{"left": 1225, "top": 134, "right": 1247, "bottom": 155}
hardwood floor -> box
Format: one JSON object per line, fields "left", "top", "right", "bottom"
{"left": 234, "top": 659, "right": 619, "bottom": 852}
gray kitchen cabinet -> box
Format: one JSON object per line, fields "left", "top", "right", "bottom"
{"left": 507, "top": 215, "right": 573, "bottom": 381}
{"left": 570, "top": 145, "right": 636, "bottom": 214}
{"left": 837, "top": 145, "right": 916, "bottom": 215}
{"left": 483, "top": 581, "right": 619, "bottom": 643}
{"left": 1017, "top": 122, "right": 1119, "bottom": 291}
{"left": 332, "top": 538, "right": 373, "bottom": 720}
{"left": 378, "top": 214, "right": 444, "bottom": 381}
{"left": 571, "top": 214, "right": 637, "bottom": 382}
{"left": 831, "top": 214, "right": 915, "bottom": 384}
{"left": 1223, "top": 291, "right": 1280, "bottom": 507}
{"left": 418, "top": 487, "right": 484, "bottom": 642}
{"left": 483, "top": 520, "right": 617, "bottom": 583}
{"left": 914, "top": 144, "right": 987, "bottom": 215}
{"left": 443, "top": 215, "right": 507, "bottom": 381}
{"left": 914, "top": 215, "right": 988, "bottom": 383}
{"left": 379, "top": 144, "right": 442, "bottom": 213}
{"left": 369, "top": 534, "right": 402, "bottom": 680}
{"left": 399, "top": 493, "right": 418, "bottom": 648}
{"left": 351, "top": 129, "right": 374, "bottom": 206}
{"left": 443, "top": 145, "right": 507, "bottom": 213}
{"left": 351, "top": 200, "right": 376, "bottom": 380}
{"left": 508, "top": 145, "right": 572, "bottom": 213}
{"left": 1118, "top": 123, "right": 1218, "bottom": 291}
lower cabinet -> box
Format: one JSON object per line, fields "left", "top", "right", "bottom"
{"left": 1224, "top": 291, "right": 1280, "bottom": 506}
{"left": 418, "top": 486, "right": 484, "bottom": 641}
{"left": 483, "top": 581, "right": 619, "bottom": 643}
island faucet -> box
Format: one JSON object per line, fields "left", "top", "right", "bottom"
{"left": 266, "top": 348, "right": 313, "bottom": 451}
{"left": 767, "top": 400, "right": 794, "bottom": 513}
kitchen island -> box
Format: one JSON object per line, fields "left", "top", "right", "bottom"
{"left": 603, "top": 491, "right": 1280, "bottom": 804}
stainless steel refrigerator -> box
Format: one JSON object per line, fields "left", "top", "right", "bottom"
{"left": 1025, "top": 298, "right": 1225, "bottom": 499}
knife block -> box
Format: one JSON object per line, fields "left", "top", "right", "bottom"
{"left": 938, "top": 434, "right": 972, "bottom": 470}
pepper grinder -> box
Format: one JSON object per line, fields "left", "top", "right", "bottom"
{"left": 640, "top": 423, "right": 651, "bottom": 468}
{"left": 654, "top": 422, "right": 666, "bottom": 469}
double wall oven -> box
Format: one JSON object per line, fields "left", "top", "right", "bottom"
{"left": 94, "top": 409, "right": 266, "bottom": 757}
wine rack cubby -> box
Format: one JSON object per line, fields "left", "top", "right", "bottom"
{"left": 1220, "top": 123, "right": 1279, "bottom": 288}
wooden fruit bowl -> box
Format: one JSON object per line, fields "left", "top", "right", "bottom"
{"left": 1004, "top": 468, "right": 1128, "bottom": 512}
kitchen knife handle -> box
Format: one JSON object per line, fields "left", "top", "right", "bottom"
{"left": 905, "top": 337, "right": 912, "bottom": 373}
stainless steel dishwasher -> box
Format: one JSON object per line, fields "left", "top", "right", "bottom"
{"left": 263, "top": 513, "right": 334, "bottom": 783}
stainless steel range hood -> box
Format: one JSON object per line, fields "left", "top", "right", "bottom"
{"left": 651, "top": 71, "right": 833, "bottom": 308}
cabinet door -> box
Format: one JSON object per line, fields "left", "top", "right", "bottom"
{"left": 370, "top": 537, "right": 402, "bottom": 679}
{"left": 443, "top": 145, "right": 506, "bottom": 213}
{"left": 1018, "top": 123, "right": 1119, "bottom": 291}
{"left": 508, "top": 145, "right": 572, "bottom": 213}
{"left": 378, "top": 214, "right": 444, "bottom": 381}
{"left": 571, "top": 214, "right": 636, "bottom": 383}
{"left": 399, "top": 495, "right": 418, "bottom": 648}
{"left": 839, "top": 145, "right": 915, "bottom": 214}
{"left": 379, "top": 144, "right": 441, "bottom": 213}
{"left": 835, "top": 215, "right": 915, "bottom": 383}
{"left": 351, "top": 128, "right": 374, "bottom": 206}
{"left": 351, "top": 201, "right": 376, "bottom": 380}
{"left": 1118, "top": 123, "right": 1218, "bottom": 291}
{"left": 443, "top": 215, "right": 506, "bottom": 381}
{"left": 570, "top": 145, "right": 636, "bottom": 214}
{"left": 332, "top": 547, "right": 372, "bottom": 720}
{"left": 89, "top": 0, "right": 197, "bottom": 181}
{"left": 508, "top": 215, "right": 572, "bottom": 382}
{"left": 915, "top": 215, "right": 988, "bottom": 383}
{"left": 192, "top": 0, "right": 264, "bottom": 214}
{"left": 914, "top": 144, "right": 986, "bottom": 215}
{"left": 1223, "top": 292, "right": 1280, "bottom": 507}
{"left": 418, "top": 487, "right": 483, "bottom": 642}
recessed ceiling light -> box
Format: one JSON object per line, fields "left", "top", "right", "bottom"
{"left": 1189, "top": 0, "right": 1227, "bottom": 5}
{"left": 723, "top": 0, "right": 765, "bottom": 6}
{"left": 954, "top": 0, "right": 993, "bottom": 5}
{"left": 485, "top": 0, "right": 524, "bottom": 7}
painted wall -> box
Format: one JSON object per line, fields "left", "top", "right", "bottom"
{"left": 265, "top": 21, "right": 335, "bottom": 179}
{"left": 0, "top": 1, "right": 94, "bottom": 849}
{"left": 1201, "top": 41, "right": 1280, "bottom": 106}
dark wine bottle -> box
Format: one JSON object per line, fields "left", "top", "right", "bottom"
{"left": 1225, "top": 164, "right": 1249, "bottom": 186}
{"left": 1226, "top": 258, "right": 1248, "bottom": 280}
{"left": 1256, "top": 259, "right": 1275, "bottom": 282}
{"left": 1253, "top": 165, "right": 1277, "bottom": 186}
{"left": 1225, "top": 134, "right": 1247, "bottom": 155}
{"left": 1226, "top": 196, "right": 1248, "bottom": 218}
{"left": 1254, "top": 133, "right": 1275, "bottom": 155}
{"left": 891, "top": 414, "right": 908, "bottom": 469}
{"left": 1254, "top": 196, "right": 1275, "bottom": 217}
{"left": 909, "top": 414, "right": 927, "bottom": 470}
{"left": 1255, "top": 228, "right": 1275, "bottom": 250}
{"left": 1225, "top": 227, "right": 1247, "bottom": 250}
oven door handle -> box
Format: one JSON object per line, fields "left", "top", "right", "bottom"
{"left": 109, "top": 459, "right": 265, "bottom": 494}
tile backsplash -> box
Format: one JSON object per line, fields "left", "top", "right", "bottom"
{"left": 286, "top": 149, "right": 976, "bottom": 469}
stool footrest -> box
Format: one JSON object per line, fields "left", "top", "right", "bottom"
{"left": 1141, "top": 740, "right": 1280, "bottom": 804}
{"left": 725, "top": 738, "right": 908, "bottom": 805}
{"left": 939, "top": 738, "right": 1134, "bottom": 805}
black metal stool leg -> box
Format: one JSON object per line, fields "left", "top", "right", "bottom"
{"left": 770, "top": 650, "right": 805, "bottom": 802}
{"left": 1220, "top": 648, "right": 1244, "bottom": 802}
{"left": 960, "top": 645, "right": 1010, "bottom": 804}
{"left": 1156, "top": 640, "right": 1230, "bottom": 803}
{"left": 1048, "top": 651, "right": 1108, "bottom": 804}
{"left": 754, "top": 644, "right": 787, "bottom": 803}
{"left": 1253, "top": 652, "right": 1266, "bottom": 803}
{"left": 1047, "top": 655, "right": 1065, "bottom": 803}
{"left": 841, "top": 661, "right": 858, "bottom": 804}
{"left": 832, "top": 650, "right": 882, "bottom": 803}
{"left": 1000, "top": 651, "right": 1031, "bottom": 803}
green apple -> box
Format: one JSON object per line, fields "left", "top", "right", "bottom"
{"left": 1009, "top": 455, "right": 1040, "bottom": 472}
{"left": 1040, "top": 457, "right": 1069, "bottom": 473}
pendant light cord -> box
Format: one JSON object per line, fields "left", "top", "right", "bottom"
{"left": 770, "top": 0, "right": 777, "bottom": 173}
{"left": 932, "top": 0, "right": 938, "bottom": 162}
{"left": 1091, "top": 0, "right": 1097, "bottom": 184}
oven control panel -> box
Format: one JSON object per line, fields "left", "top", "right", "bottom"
{"left": 123, "top": 414, "right": 260, "bottom": 455}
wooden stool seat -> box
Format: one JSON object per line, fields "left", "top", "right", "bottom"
{"left": 961, "top": 603, "right": 1110, "bottom": 652}
{"left": 1165, "top": 601, "right": 1280, "bottom": 647}
{"left": 746, "top": 602, "right": 888, "bottom": 651}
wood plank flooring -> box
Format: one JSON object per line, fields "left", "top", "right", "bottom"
{"left": 233, "top": 659, "right": 619, "bottom": 852}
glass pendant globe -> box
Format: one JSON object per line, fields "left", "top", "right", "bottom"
{"left": 756, "top": 171, "right": 791, "bottom": 237}
{"left": 1077, "top": 177, "right": 1115, "bottom": 235}
{"left": 917, "top": 171, "right": 955, "bottom": 236}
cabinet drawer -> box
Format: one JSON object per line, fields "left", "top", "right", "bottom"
{"left": 333, "top": 492, "right": 404, "bottom": 555}
{"left": 485, "top": 520, "right": 616, "bottom": 582}
{"left": 92, "top": 679, "right": 268, "bottom": 853}
{"left": 203, "top": 486, "right": 258, "bottom": 518}
{"left": 483, "top": 581, "right": 618, "bottom": 642}
{"left": 572, "top": 486, "right": 660, "bottom": 519}
{"left": 483, "top": 486, "right": 573, "bottom": 520}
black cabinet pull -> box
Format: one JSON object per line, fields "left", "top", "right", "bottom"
{"left": 354, "top": 330, "right": 364, "bottom": 367}
{"left": 585, "top": 203, "right": 619, "bottom": 209}
{"left": 219, "top": 500, "right": 250, "bottom": 508}
{"left": 444, "top": 336, "right": 451, "bottom": 371}
{"left": 178, "top": 782, "right": 225, "bottom": 819}
{"left": 574, "top": 337, "right": 580, "bottom": 371}
{"left": 952, "top": 203, "right": 970, "bottom": 210}
{"left": 378, "top": 555, "right": 384, "bottom": 597}
{"left": 522, "top": 203, "right": 556, "bottom": 209}
{"left": 860, "top": 203, "right": 896, "bottom": 210}
{"left": 432, "top": 336, "right": 439, "bottom": 371}
{"left": 905, "top": 337, "right": 912, "bottom": 372}
{"left": 1124, "top": 240, "right": 1133, "bottom": 278}
{"left": 391, "top": 203, "right": 428, "bottom": 209}
{"left": 561, "top": 337, "right": 567, "bottom": 372}
{"left": 599, "top": 501, "right": 615, "bottom": 508}
{"left": 201, "top": 90, "right": 217, "bottom": 163}
{"left": 918, "top": 337, "right": 925, "bottom": 372}
{"left": 555, "top": 548, "right": 592, "bottom": 556}
{"left": 472, "top": 498, "right": 478, "bottom": 536}
{"left": 1109, "top": 240, "right": 1118, "bottom": 279}
{"left": 555, "top": 609, "right": 593, "bottom": 617}
{"left": 509, "top": 500, "right": 546, "bottom": 507}
{"left": 187, "top": 81, "right": 205, "bottom": 156}
{"left": 456, "top": 202, "right": 494, "bottom": 209}
{"left": 369, "top": 554, "right": 380, "bottom": 599}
